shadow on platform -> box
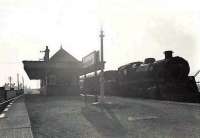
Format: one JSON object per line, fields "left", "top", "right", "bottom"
{"left": 81, "top": 104, "right": 128, "bottom": 138}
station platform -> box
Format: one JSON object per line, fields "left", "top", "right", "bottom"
{"left": 25, "top": 95, "right": 200, "bottom": 138}
{"left": 0, "top": 96, "right": 33, "bottom": 138}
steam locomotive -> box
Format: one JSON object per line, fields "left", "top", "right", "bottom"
{"left": 80, "top": 51, "right": 200, "bottom": 103}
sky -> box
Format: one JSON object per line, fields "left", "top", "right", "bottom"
{"left": 0, "top": 0, "right": 200, "bottom": 88}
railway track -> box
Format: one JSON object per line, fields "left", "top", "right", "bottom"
{"left": 0, "top": 94, "right": 24, "bottom": 113}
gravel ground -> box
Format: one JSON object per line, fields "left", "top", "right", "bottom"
{"left": 25, "top": 95, "right": 200, "bottom": 138}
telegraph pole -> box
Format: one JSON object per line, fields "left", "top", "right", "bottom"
{"left": 22, "top": 76, "right": 24, "bottom": 90}
{"left": 9, "top": 76, "right": 12, "bottom": 90}
{"left": 99, "top": 29, "right": 105, "bottom": 103}
{"left": 17, "top": 73, "right": 19, "bottom": 90}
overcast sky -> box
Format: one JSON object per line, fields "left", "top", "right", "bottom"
{"left": 0, "top": 0, "right": 200, "bottom": 88}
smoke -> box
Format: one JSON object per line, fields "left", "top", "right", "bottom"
{"left": 146, "top": 16, "right": 198, "bottom": 73}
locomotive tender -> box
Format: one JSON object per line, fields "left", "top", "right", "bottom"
{"left": 80, "top": 70, "right": 118, "bottom": 96}
{"left": 80, "top": 51, "right": 200, "bottom": 103}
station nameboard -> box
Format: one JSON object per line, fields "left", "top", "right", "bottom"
{"left": 82, "top": 51, "right": 101, "bottom": 74}
{"left": 82, "top": 51, "right": 100, "bottom": 68}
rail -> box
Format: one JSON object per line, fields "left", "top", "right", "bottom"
{"left": 0, "top": 94, "right": 24, "bottom": 106}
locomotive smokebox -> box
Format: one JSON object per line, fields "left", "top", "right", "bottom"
{"left": 164, "top": 50, "right": 173, "bottom": 60}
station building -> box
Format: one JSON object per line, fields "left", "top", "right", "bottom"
{"left": 23, "top": 46, "right": 82, "bottom": 95}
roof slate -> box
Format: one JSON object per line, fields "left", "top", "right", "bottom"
{"left": 49, "top": 47, "right": 80, "bottom": 63}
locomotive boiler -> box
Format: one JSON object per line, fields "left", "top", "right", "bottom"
{"left": 118, "top": 51, "right": 200, "bottom": 102}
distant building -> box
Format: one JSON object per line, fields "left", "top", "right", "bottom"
{"left": 23, "top": 46, "right": 82, "bottom": 95}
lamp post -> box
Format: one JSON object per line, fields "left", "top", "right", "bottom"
{"left": 99, "top": 29, "right": 105, "bottom": 103}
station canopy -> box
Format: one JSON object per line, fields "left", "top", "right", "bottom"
{"left": 23, "top": 47, "right": 82, "bottom": 80}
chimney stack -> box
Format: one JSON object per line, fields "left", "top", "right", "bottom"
{"left": 164, "top": 50, "right": 173, "bottom": 60}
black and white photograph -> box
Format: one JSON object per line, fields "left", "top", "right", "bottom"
{"left": 0, "top": 0, "right": 200, "bottom": 138}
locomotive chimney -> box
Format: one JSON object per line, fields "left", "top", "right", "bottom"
{"left": 164, "top": 50, "right": 173, "bottom": 59}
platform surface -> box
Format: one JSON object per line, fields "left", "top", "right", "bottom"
{"left": 0, "top": 96, "right": 33, "bottom": 138}
{"left": 25, "top": 95, "right": 200, "bottom": 138}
